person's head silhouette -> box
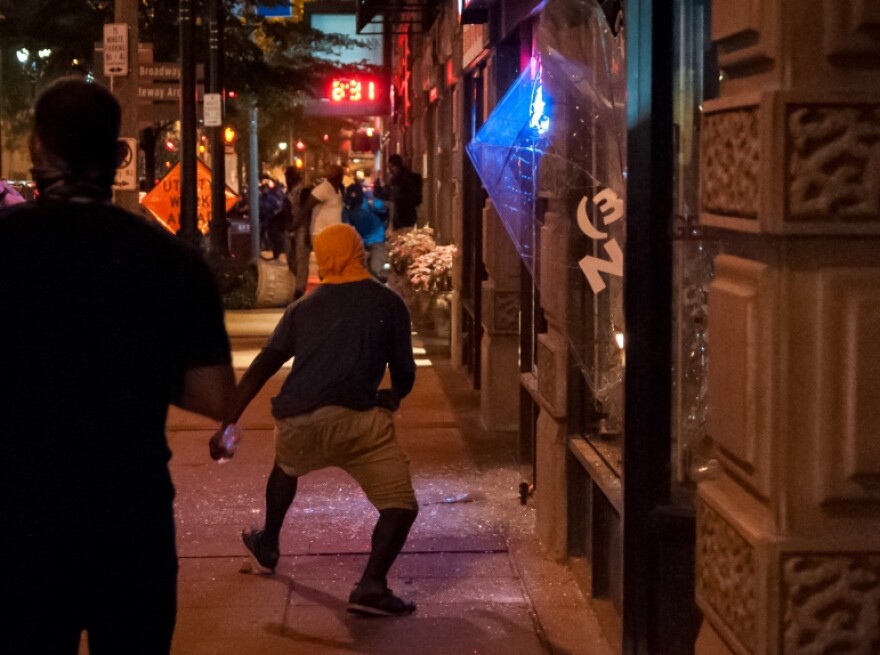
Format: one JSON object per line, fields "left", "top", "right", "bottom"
{"left": 29, "top": 77, "right": 123, "bottom": 200}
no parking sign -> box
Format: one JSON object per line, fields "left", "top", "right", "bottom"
{"left": 113, "top": 137, "right": 138, "bottom": 191}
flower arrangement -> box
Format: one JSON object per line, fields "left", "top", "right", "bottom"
{"left": 387, "top": 225, "right": 456, "bottom": 333}
{"left": 407, "top": 244, "right": 456, "bottom": 294}
{"left": 388, "top": 225, "right": 456, "bottom": 295}
{"left": 387, "top": 225, "right": 437, "bottom": 275}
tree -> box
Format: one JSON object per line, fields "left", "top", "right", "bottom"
{"left": 0, "top": 0, "right": 111, "bottom": 149}
{"left": 0, "top": 0, "right": 379, "bottom": 166}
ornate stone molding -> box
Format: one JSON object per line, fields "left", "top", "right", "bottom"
{"left": 701, "top": 108, "right": 760, "bottom": 220}
{"left": 707, "top": 255, "right": 775, "bottom": 499}
{"left": 481, "top": 287, "right": 519, "bottom": 334}
{"left": 701, "top": 93, "right": 880, "bottom": 235}
{"left": 537, "top": 332, "right": 567, "bottom": 418}
{"left": 782, "top": 554, "right": 880, "bottom": 654}
{"left": 814, "top": 268, "right": 880, "bottom": 507}
{"left": 696, "top": 500, "right": 758, "bottom": 653}
{"left": 787, "top": 105, "right": 880, "bottom": 222}
{"left": 822, "top": 0, "right": 880, "bottom": 66}
{"left": 712, "top": 0, "right": 778, "bottom": 75}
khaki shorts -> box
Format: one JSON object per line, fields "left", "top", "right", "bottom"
{"left": 274, "top": 406, "right": 417, "bottom": 511}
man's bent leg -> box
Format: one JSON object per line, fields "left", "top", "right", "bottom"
{"left": 337, "top": 408, "right": 419, "bottom": 615}
{"left": 242, "top": 464, "right": 297, "bottom": 574}
{"left": 265, "top": 463, "right": 298, "bottom": 547}
{"left": 359, "top": 507, "right": 418, "bottom": 592}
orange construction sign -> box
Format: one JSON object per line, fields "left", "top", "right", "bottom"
{"left": 141, "top": 160, "right": 239, "bottom": 235}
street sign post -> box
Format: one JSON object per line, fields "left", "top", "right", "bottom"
{"left": 138, "top": 84, "right": 181, "bottom": 102}
{"left": 113, "top": 137, "right": 138, "bottom": 191}
{"left": 203, "top": 93, "right": 223, "bottom": 127}
{"left": 103, "top": 24, "right": 129, "bottom": 77}
{"left": 138, "top": 62, "right": 205, "bottom": 81}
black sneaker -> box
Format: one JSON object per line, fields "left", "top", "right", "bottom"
{"left": 347, "top": 585, "right": 416, "bottom": 617}
{"left": 241, "top": 528, "right": 279, "bottom": 574}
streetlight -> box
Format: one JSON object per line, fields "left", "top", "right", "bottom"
{"left": 15, "top": 47, "right": 52, "bottom": 99}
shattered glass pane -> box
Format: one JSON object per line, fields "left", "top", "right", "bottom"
{"left": 467, "top": 0, "right": 627, "bottom": 438}
{"left": 465, "top": 65, "right": 545, "bottom": 279}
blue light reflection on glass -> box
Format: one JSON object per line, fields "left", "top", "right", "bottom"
{"left": 529, "top": 80, "right": 550, "bottom": 135}
{"left": 466, "top": 64, "right": 552, "bottom": 279}
{"left": 467, "top": 0, "right": 628, "bottom": 429}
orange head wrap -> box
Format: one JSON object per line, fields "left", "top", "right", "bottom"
{"left": 313, "top": 223, "right": 372, "bottom": 284}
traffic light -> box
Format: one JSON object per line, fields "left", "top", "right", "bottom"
{"left": 223, "top": 126, "right": 237, "bottom": 154}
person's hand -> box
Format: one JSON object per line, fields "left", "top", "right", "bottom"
{"left": 209, "top": 426, "right": 233, "bottom": 461}
{"left": 376, "top": 389, "right": 400, "bottom": 412}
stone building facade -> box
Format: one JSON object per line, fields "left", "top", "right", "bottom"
{"left": 360, "top": 0, "right": 880, "bottom": 651}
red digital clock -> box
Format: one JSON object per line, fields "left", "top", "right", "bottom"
{"left": 328, "top": 78, "right": 378, "bottom": 103}
{"left": 307, "top": 75, "right": 388, "bottom": 117}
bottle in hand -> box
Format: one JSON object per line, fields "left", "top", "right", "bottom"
{"left": 219, "top": 423, "right": 243, "bottom": 459}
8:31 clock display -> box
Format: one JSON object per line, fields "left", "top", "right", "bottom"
{"left": 328, "top": 78, "right": 378, "bottom": 103}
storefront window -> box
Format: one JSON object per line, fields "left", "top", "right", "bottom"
{"left": 539, "top": 0, "right": 627, "bottom": 473}
{"left": 467, "top": 0, "right": 626, "bottom": 473}
{"left": 670, "top": 0, "right": 719, "bottom": 489}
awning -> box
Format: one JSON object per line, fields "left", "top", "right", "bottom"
{"left": 356, "top": 0, "right": 440, "bottom": 33}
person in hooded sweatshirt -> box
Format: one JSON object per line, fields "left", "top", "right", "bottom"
{"left": 209, "top": 223, "right": 418, "bottom": 616}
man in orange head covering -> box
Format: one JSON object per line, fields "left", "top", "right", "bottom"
{"left": 210, "top": 223, "right": 419, "bottom": 616}
{"left": 313, "top": 222, "right": 373, "bottom": 283}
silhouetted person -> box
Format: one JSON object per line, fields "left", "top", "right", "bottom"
{"left": 258, "top": 175, "right": 285, "bottom": 259}
{"left": 301, "top": 163, "right": 345, "bottom": 237}
{"left": 210, "top": 223, "right": 418, "bottom": 616}
{"left": 343, "top": 181, "right": 388, "bottom": 281}
{"left": 283, "top": 166, "right": 311, "bottom": 299}
{"left": 0, "top": 77, "right": 235, "bottom": 654}
{"left": 386, "top": 154, "right": 421, "bottom": 230}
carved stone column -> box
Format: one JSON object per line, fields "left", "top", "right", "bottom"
{"left": 696, "top": 2, "right": 880, "bottom": 654}
{"left": 480, "top": 204, "right": 521, "bottom": 431}
{"left": 531, "top": 202, "right": 574, "bottom": 559}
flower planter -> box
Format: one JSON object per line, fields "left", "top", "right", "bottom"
{"left": 432, "top": 292, "right": 452, "bottom": 338}
{"left": 387, "top": 226, "right": 456, "bottom": 336}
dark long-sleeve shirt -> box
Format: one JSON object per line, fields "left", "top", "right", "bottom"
{"left": 265, "top": 279, "right": 415, "bottom": 418}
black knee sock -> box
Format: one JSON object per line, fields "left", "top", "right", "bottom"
{"left": 360, "top": 507, "right": 418, "bottom": 591}
{"left": 264, "top": 464, "right": 298, "bottom": 548}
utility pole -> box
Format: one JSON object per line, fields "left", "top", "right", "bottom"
{"left": 178, "top": 0, "right": 199, "bottom": 248}
{"left": 207, "top": 0, "right": 229, "bottom": 256}
{"left": 112, "top": 0, "right": 139, "bottom": 213}
{"left": 248, "top": 102, "right": 260, "bottom": 260}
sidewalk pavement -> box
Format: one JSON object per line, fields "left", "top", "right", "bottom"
{"left": 95, "top": 310, "right": 614, "bottom": 654}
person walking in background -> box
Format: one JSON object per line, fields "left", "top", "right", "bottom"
{"left": 258, "top": 175, "right": 286, "bottom": 259}
{"left": 209, "top": 223, "right": 419, "bottom": 617}
{"left": 343, "top": 180, "right": 388, "bottom": 282}
{"left": 387, "top": 154, "right": 422, "bottom": 230}
{"left": 283, "top": 166, "right": 312, "bottom": 300}
{"left": 0, "top": 77, "right": 235, "bottom": 654}
{"left": 302, "top": 163, "right": 344, "bottom": 237}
